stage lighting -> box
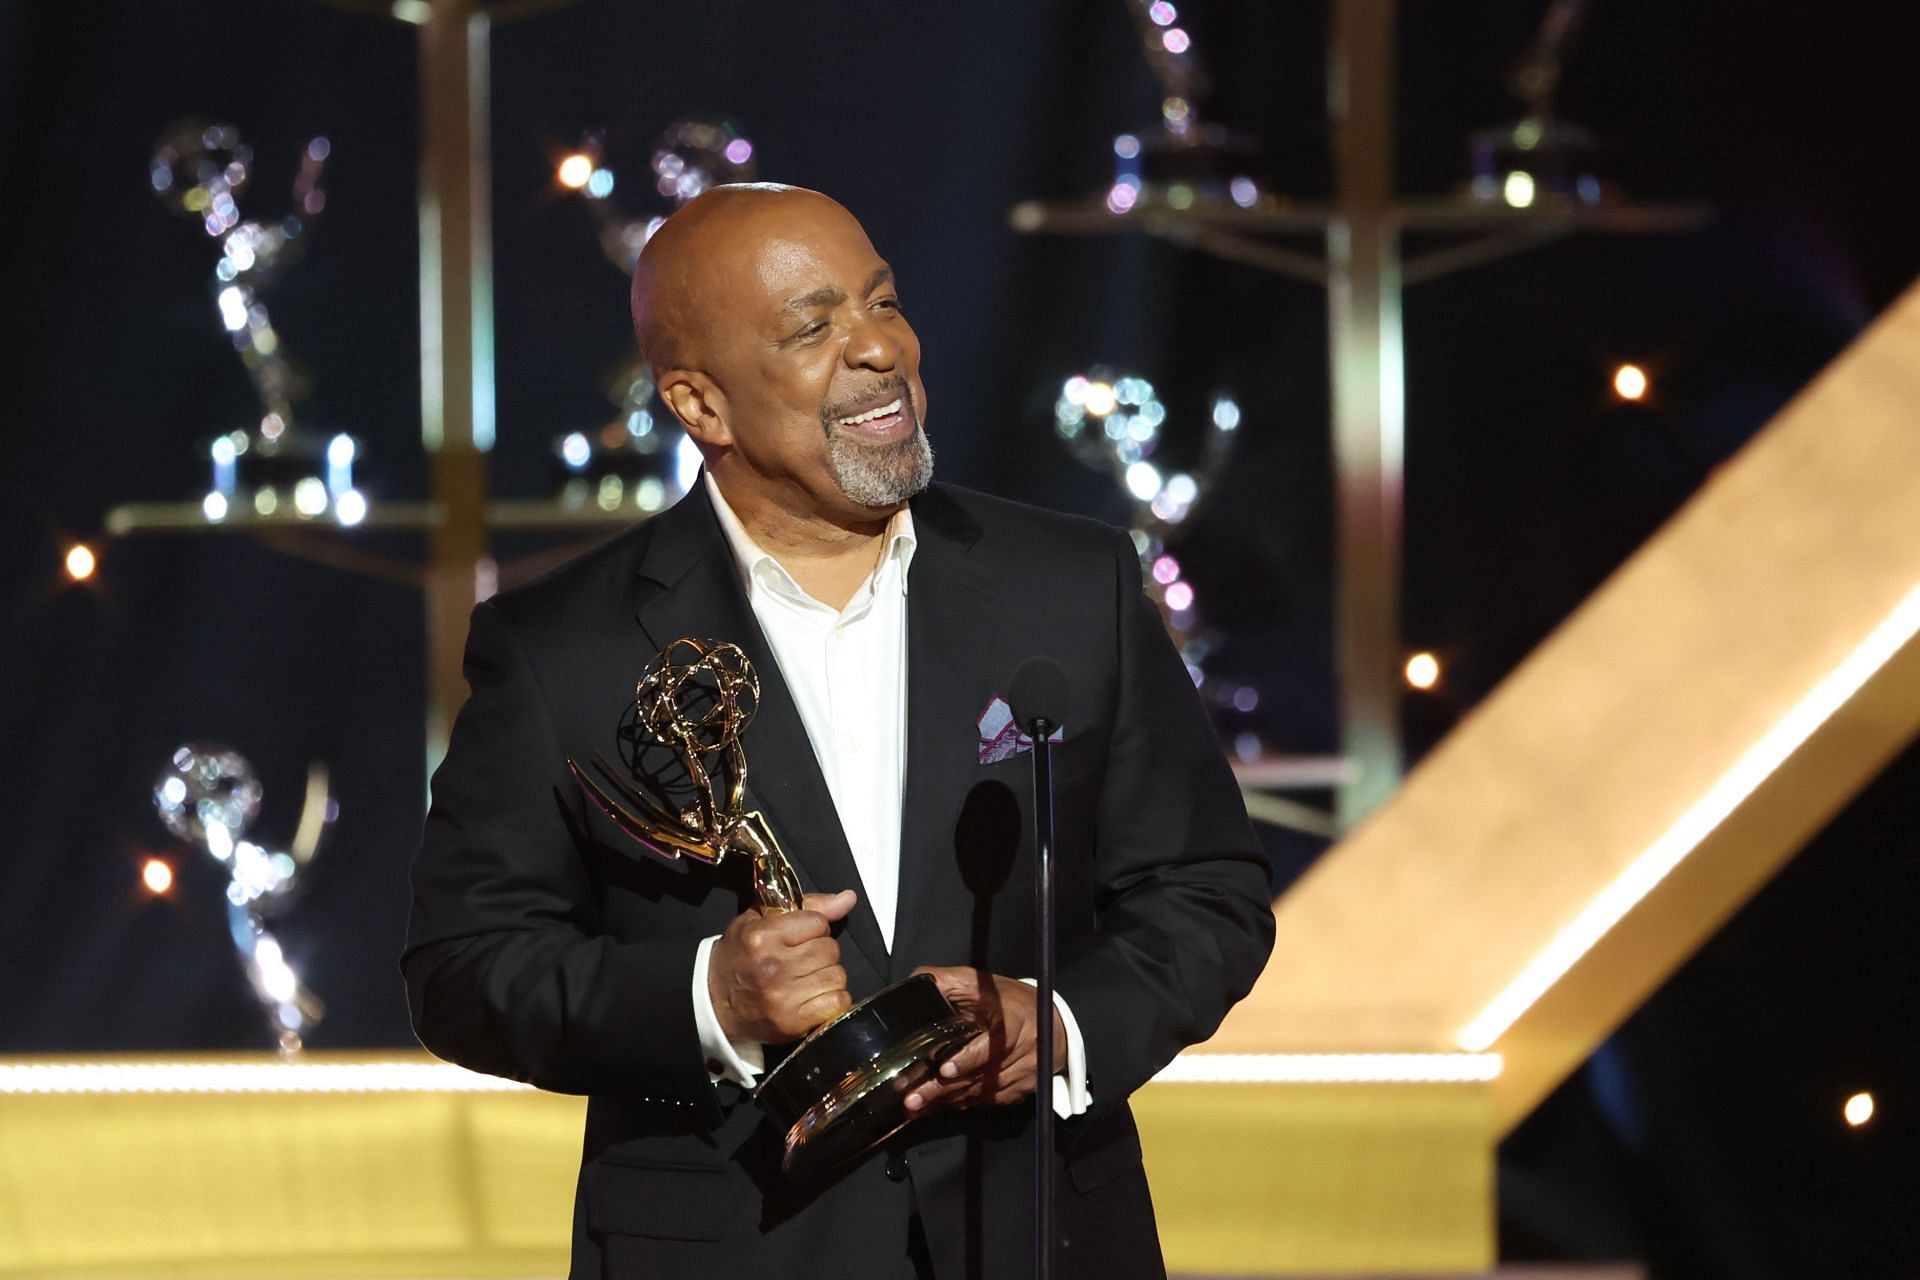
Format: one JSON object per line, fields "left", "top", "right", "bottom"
{"left": 64, "top": 544, "right": 96, "bottom": 582}
{"left": 557, "top": 152, "right": 594, "bottom": 189}
{"left": 1844, "top": 1092, "right": 1874, "bottom": 1127}
{"left": 1405, "top": 652, "right": 1441, "bottom": 690}
{"left": 141, "top": 858, "right": 174, "bottom": 896}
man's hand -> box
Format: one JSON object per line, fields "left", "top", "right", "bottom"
{"left": 902, "top": 966, "right": 1068, "bottom": 1114}
{"left": 708, "top": 890, "right": 856, "bottom": 1045}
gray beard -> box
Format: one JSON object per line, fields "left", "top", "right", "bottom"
{"left": 827, "top": 421, "right": 934, "bottom": 508}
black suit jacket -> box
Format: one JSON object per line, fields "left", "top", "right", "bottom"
{"left": 403, "top": 480, "right": 1274, "bottom": 1279}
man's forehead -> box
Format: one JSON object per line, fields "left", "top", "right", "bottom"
{"left": 634, "top": 186, "right": 888, "bottom": 350}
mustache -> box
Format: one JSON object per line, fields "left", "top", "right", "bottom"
{"left": 819, "top": 377, "right": 913, "bottom": 428}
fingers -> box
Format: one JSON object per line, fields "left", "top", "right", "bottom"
{"left": 911, "top": 964, "right": 982, "bottom": 1006}
{"left": 900, "top": 973, "right": 1055, "bottom": 1116}
{"left": 802, "top": 889, "right": 858, "bottom": 922}
{"left": 794, "top": 984, "right": 855, "bottom": 1027}
{"left": 904, "top": 1047, "right": 1041, "bottom": 1114}
{"left": 711, "top": 892, "right": 857, "bottom": 1044}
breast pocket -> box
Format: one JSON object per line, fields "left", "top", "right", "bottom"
{"left": 977, "top": 725, "right": 1108, "bottom": 790}
{"left": 582, "top": 1159, "right": 739, "bottom": 1241}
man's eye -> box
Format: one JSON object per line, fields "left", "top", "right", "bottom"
{"left": 874, "top": 297, "right": 900, "bottom": 312}
{"left": 797, "top": 321, "right": 828, "bottom": 340}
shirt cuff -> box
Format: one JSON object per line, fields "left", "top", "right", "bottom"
{"left": 1020, "top": 978, "right": 1092, "bottom": 1119}
{"left": 692, "top": 934, "right": 764, "bottom": 1088}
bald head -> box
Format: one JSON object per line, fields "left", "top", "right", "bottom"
{"left": 630, "top": 183, "right": 847, "bottom": 377}
{"left": 627, "top": 183, "right": 931, "bottom": 526}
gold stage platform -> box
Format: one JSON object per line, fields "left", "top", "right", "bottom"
{"left": 0, "top": 1053, "right": 1495, "bottom": 1278}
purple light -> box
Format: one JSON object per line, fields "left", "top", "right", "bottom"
{"left": 1165, "top": 581, "right": 1195, "bottom": 612}
{"left": 1148, "top": 1, "right": 1178, "bottom": 25}
{"left": 724, "top": 138, "right": 754, "bottom": 165}
{"left": 1106, "top": 182, "right": 1139, "bottom": 215}
{"left": 1152, "top": 555, "right": 1181, "bottom": 585}
{"left": 1162, "top": 28, "right": 1191, "bottom": 54}
{"left": 1231, "top": 686, "right": 1259, "bottom": 712}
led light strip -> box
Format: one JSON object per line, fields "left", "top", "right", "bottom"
{"left": 1457, "top": 580, "right": 1920, "bottom": 1053}
{"left": 1153, "top": 1053, "right": 1501, "bottom": 1084}
{"left": 0, "top": 1061, "right": 531, "bottom": 1095}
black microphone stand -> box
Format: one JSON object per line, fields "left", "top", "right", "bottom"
{"left": 1011, "top": 655, "right": 1068, "bottom": 1280}
{"left": 1029, "top": 710, "right": 1057, "bottom": 1280}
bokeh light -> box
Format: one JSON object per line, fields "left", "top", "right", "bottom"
{"left": 141, "top": 858, "right": 175, "bottom": 896}
{"left": 1405, "top": 652, "right": 1441, "bottom": 690}
{"left": 1844, "top": 1091, "right": 1874, "bottom": 1127}
{"left": 557, "top": 153, "right": 594, "bottom": 189}
{"left": 64, "top": 544, "right": 96, "bottom": 582}
{"left": 1613, "top": 363, "right": 1649, "bottom": 402}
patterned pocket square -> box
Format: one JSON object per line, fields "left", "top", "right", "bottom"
{"left": 977, "top": 696, "right": 1064, "bottom": 765}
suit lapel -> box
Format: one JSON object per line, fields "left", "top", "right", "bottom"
{"left": 631, "top": 482, "right": 890, "bottom": 983}
{"left": 889, "top": 489, "right": 993, "bottom": 981}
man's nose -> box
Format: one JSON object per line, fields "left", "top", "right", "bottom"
{"left": 843, "top": 312, "right": 901, "bottom": 372}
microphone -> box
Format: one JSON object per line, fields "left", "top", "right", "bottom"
{"left": 1008, "top": 656, "right": 1069, "bottom": 736}
{"left": 1007, "top": 654, "right": 1068, "bottom": 1280}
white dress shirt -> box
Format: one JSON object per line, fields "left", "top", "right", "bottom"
{"left": 690, "top": 475, "right": 1089, "bottom": 1117}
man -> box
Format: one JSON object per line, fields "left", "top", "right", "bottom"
{"left": 404, "top": 184, "right": 1274, "bottom": 1279}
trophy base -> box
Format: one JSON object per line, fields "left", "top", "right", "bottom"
{"left": 756, "top": 972, "right": 979, "bottom": 1180}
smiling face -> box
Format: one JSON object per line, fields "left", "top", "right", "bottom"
{"left": 634, "top": 186, "right": 932, "bottom": 531}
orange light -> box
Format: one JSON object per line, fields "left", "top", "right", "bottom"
{"left": 141, "top": 859, "right": 174, "bottom": 896}
{"left": 1405, "top": 652, "right": 1441, "bottom": 691}
{"left": 557, "top": 153, "right": 594, "bottom": 189}
{"left": 65, "top": 544, "right": 96, "bottom": 581}
{"left": 1613, "top": 363, "right": 1649, "bottom": 402}
{"left": 1844, "top": 1091, "right": 1874, "bottom": 1127}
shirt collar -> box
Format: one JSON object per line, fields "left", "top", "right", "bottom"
{"left": 704, "top": 472, "right": 918, "bottom": 607}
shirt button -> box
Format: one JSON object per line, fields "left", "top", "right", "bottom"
{"left": 885, "top": 1152, "right": 908, "bottom": 1182}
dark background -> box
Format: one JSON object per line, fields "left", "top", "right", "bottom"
{"left": 2, "top": 2, "right": 1915, "bottom": 1275}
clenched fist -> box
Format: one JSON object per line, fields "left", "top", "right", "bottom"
{"left": 708, "top": 890, "right": 856, "bottom": 1045}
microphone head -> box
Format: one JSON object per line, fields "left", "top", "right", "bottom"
{"left": 1008, "top": 656, "right": 1071, "bottom": 732}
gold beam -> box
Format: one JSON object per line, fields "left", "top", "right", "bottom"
{"left": 1327, "top": 0, "right": 1407, "bottom": 825}
{"left": 418, "top": 0, "right": 494, "bottom": 774}
{"left": 1201, "top": 280, "right": 1920, "bottom": 1137}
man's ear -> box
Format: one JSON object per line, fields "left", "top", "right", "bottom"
{"left": 658, "top": 370, "right": 732, "bottom": 449}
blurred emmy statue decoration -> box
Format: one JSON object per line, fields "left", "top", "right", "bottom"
{"left": 568, "top": 638, "right": 978, "bottom": 1179}
{"left": 1053, "top": 370, "right": 1266, "bottom": 750}
{"left": 150, "top": 119, "right": 368, "bottom": 527}
{"left": 154, "top": 744, "right": 336, "bottom": 1055}
{"left": 550, "top": 118, "right": 760, "bottom": 516}
{"left": 1104, "top": 0, "right": 1276, "bottom": 215}
{"left": 1468, "top": 0, "right": 1612, "bottom": 208}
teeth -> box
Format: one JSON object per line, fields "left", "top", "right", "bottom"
{"left": 837, "top": 398, "right": 902, "bottom": 427}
